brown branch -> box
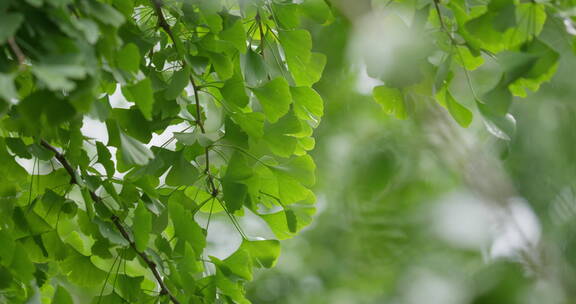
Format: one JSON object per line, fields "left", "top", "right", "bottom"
{"left": 40, "top": 140, "right": 77, "bottom": 184}
{"left": 40, "top": 140, "right": 181, "bottom": 304}
{"left": 8, "top": 37, "right": 25, "bottom": 68}
{"left": 189, "top": 75, "right": 205, "bottom": 133}
{"left": 151, "top": 0, "right": 177, "bottom": 44}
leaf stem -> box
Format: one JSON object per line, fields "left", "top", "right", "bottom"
{"left": 150, "top": 0, "right": 218, "bottom": 197}
{"left": 256, "top": 12, "right": 266, "bottom": 57}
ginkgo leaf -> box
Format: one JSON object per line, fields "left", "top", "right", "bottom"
{"left": 165, "top": 152, "right": 200, "bottom": 186}
{"left": 0, "top": 13, "right": 23, "bottom": 44}
{"left": 52, "top": 286, "right": 73, "bottom": 304}
{"left": 169, "top": 201, "right": 206, "bottom": 255}
{"left": 436, "top": 87, "right": 473, "bottom": 128}
{"left": 220, "top": 19, "right": 247, "bottom": 53}
{"left": 133, "top": 202, "right": 152, "bottom": 252}
{"left": 117, "top": 43, "right": 141, "bottom": 73}
{"left": 61, "top": 254, "right": 107, "bottom": 287}
{"left": 119, "top": 132, "right": 153, "bottom": 166}
{"left": 373, "top": 86, "right": 407, "bottom": 119}
{"left": 291, "top": 86, "right": 324, "bottom": 121}
{"left": 251, "top": 77, "right": 292, "bottom": 123}
{"left": 123, "top": 78, "right": 155, "bottom": 120}
{"left": 240, "top": 239, "right": 281, "bottom": 268}
{"left": 165, "top": 66, "right": 190, "bottom": 100}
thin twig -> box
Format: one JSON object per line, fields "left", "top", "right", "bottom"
{"left": 149, "top": 0, "right": 217, "bottom": 197}
{"left": 40, "top": 139, "right": 181, "bottom": 304}
{"left": 8, "top": 37, "right": 25, "bottom": 67}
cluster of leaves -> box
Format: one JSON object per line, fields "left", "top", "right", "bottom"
{"left": 370, "top": 0, "right": 561, "bottom": 141}
{"left": 0, "top": 0, "right": 331, "bottom": 302}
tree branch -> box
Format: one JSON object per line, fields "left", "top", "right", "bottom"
{"left": 8, "top": 37, "right": 25, "bottom": 68}
{"left": 40, "top": 140, "right": 181, "bottom": 304}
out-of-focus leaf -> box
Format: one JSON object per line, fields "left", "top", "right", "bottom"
{"left": 0, "top": 73, "right": 18, "bottom": 101}
{"left": 52, "top": 286, "right": 73, "bottom": 304}
{"left": 0, "top": 13, "right": 23, "bottom": 44}
{"left": 373, "top": 85, "right": 407, "bottom": 119}
{"left": 436, "top": 87, "right": 473, "bottom": 127}
{"left": 117, "top": 43, "right": 140, "bottom": 73}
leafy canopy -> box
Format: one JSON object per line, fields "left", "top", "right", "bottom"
{"left": 0, "top": 0, "right": 328, "bottom": 303}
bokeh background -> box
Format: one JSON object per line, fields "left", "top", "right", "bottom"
{"left": 244, "top": 1, "right": 576, "bottom": 303}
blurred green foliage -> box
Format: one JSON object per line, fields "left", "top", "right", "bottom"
{"left": 248, "top": 1, "right": 576, "bottom": 303}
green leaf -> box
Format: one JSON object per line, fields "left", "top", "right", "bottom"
{"left": 32, "top": 64, "right": 87, "bottom": 91}
{"left": 52, "top": 286, "right": 73, "bottom": 304}
{"left": 84, "top": 1, "right": 125, "bottom": 27}
{"left": 242, "top": 49, "right": 267, "bottom": 87}
{"left": 233, "top": 112, "right": 265, "bottom": 138}
{"left": 0, "top": 13, "right": 23, "bottom": 44}
{"left": 272, "top": 3, "right": 300, "bottom": 29}
{"left": 123, "top": 78, "right": 154, "bottom": 120}
{"left": 214, "top": 265, "right": 250, "bottom": 303}
{"left": 260, "top": 206, "right": 315, "bottom": 240}
{"left": 436, "top": 87, "right": 473, "bottom": 128}
{"left": 117, "top": 275, "right": 144, "bottom": 302}
{"left": 372, "top": 86, "right": 407, "bottom": 119}
{"left": 165, "top": 152, "right": 200, "bottom": 186}
{"left": 119, "top": 132, "right": 153, "bottom": 166}
{"left": 464, "top": 3, "right": 546, "bottom": 53}
{"left": 117, "top": 43, "right": 141, "bottom": 73}
{"left": 0, "top": 266, "right": 12, "bottom": 289}
{"left": 481, "top": 76, "right": 512, "bottom": 115}
{"left": 455, "top": 45, "right": 483, "bottom": 71}
{"left": 179, "top": 243, "right": 203, "bottom": 274}
{"left": 113, "top": 108, "right": 152, "bottom": 143}
{"left": 264, "top": 110, "right": 302, "bottom": 157}
{"left": 165, "top": 66, "right": 190, "bottom": 100}
{"left": 133, "top": 202, "right": 152, "bottom": 252}
{"left": 5, "top": 137, "right": 31, "bottom": 159}
{"left": 10, "top": 244, "right": 34, "bottom": 283}
{"left": 271, "top": 154, "right": 316, "bottom": 187}
{"left": 221, "top": 69, "right": 249, "bottom": 108}
{"left": 222, "top": 180, "right": 247, "bottom": 213}
{"left": 208, "top": 52, "right": 233, "bottom": 80}
{"left": 508, "top": 40, "right": 559, "bottom": 97}
{"left": 251, "top": 77, "right": 292, "bottom": 123}
{"left": 301, "top": 0, "right": 332, "bottom": 24}
{"left": 285, "top": 208, "right": 297, "bottom": 232}
{"left": 290, "top": 86, "right": 324, "bottom": 121}
{"left": 96, "top": 141, "right": 114, "bottom": 177}
{"left": 221, "top": 248, "right": 253, "bottom": 280}
{"left": 0, "top": 73, "right": 18, "bottom": 101}
{"left": 61, "top": 254, "right": 107, "bottom": 286}
{"left": 169, "top": 201, "right": 206, "bottom": 255}
{"left": 240, "top": 239, "right": 280, "bottom": 268}
{"left": 279, "top": 29, "right": 325, "bottom": 86}
{"left": 220, "top": 19, "right": 247, "bottom": 53}
{"left": 477, "top": 99, "right": 516, "bottom": 141}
